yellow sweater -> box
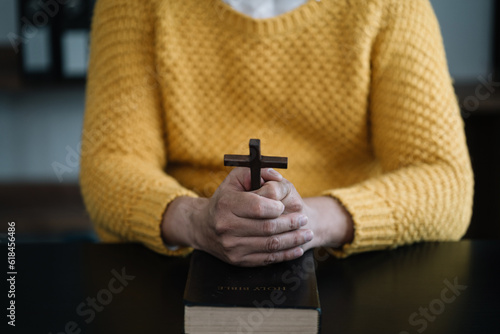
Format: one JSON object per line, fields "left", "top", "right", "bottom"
{"left": 80, "top": 0, "right": 473, "bottom": 258}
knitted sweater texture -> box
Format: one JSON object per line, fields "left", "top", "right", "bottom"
{"left": 80, "top": 0, "right": 474, "bottom": 257}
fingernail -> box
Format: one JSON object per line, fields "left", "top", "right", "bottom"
{"left": 294, "top": 248, "right": 304, "bottom": 257}
{"left": 268, "top": 168, "right": 282, "bottom": 179}
{"left": 278, "top": 202, "right": 285, "bottom": 213}
{"left": 304, "top": 230, "right": 313, "bottom": 242}
{"left": 299, "top": 216, "right": 308, "bottom": 227}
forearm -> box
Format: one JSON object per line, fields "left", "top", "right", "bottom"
{"left": 303, "top": 196, "right": 354, "bottom": 249}
{"left": 83, "top": 0, "right": 202, "bottom": 255}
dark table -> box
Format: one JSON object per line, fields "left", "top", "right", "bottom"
{"left": 1, "top": 240, "right": 498, "bottom": 333}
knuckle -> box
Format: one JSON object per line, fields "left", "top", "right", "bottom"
{"left": 294, "top": 233, "right": 300, "bottom": 245}
{"left": 251, "top": 201, "right": 264, "bottom": 217}
{"left": 220, "top": 237, "right": 237, "bottom": 252}
{"left": 288, "top": 198, "right": 303, "bottom": 213}
{"left": 262, "top": 220, "right": 277, "bottom": 235}
{"left": 214, "top": 196, "right": 228, "bottom": 213}
{"left": 264, "top": 252, "right": 280, "bottom": 265}
{"left": 214, "top": 220, "right": 229, "bottom": 236}
{"left": 226, "top": 252, "right": 242, "bottom": 266}
{"left": 265, "top": 236, "right": 281, "bottom": 252}
{"left": 265, "top": 185, "right": 279, "bottom": 201}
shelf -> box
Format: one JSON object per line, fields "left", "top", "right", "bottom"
{"left": 0, "top": 46, "right": 86, "bottom": 92}
{"left": 0, "top": 46, "right": 23, "bottom": 90}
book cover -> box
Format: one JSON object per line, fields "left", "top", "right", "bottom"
{"left": 183, "top": 249, "right": 321, "bottom": 333}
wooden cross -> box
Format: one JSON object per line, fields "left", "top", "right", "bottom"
{"left": 224, "top": 139, "right": 288, "bottom": 190}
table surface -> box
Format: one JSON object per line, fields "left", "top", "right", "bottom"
{"left": 1, "top": 240, "right": 499, "bottom": 334}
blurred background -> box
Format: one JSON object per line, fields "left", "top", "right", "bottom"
{"left": 0, "top": 0, "right": 499, "bottom": 242}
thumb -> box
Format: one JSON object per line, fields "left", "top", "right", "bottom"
{"left": 227, "top": 167, "right": 252, "bottom": 191}
{"left": 227, "top": 168, "right": 283, "bottom": 191}
{"left": 261, "top": 168, "right": 283, "bottom": 183}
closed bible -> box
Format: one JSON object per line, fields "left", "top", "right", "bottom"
{"left": 183, "top": 250, "right": 321, "bottom": 334}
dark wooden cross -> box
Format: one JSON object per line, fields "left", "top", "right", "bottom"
{"left": 224, "top": 139, "right": 288, "bottom": 190}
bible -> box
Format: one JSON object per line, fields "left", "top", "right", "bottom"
{"left": 183, "top": 250, "right": 321, "bottom": 334}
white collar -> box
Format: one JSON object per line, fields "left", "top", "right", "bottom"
{"left": 221, "top": 0, "right": 311, "bottom": 19}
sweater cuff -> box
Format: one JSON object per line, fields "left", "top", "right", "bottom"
{"left": 128, "top": 184, "right": 198, "bottom": 257}
{"left": 321, "top": 186, "right": 397, "bottom": 258}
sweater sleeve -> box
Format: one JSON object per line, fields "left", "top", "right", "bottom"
{"left": 80, "top": 0, "right": 197, "bottom": 256}
{"left": 322, "top": 0, "right": 474, "bottom": 257}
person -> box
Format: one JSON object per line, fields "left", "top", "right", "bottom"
{"left": 80, "top": 0, "right": 473, "bottom": 267}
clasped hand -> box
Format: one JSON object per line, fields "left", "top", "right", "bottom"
{"left": 163, "top": 167, "right": 353, "bottom": 267}
{"left": 192, "top": 168, "right": 313, "bottom": 267}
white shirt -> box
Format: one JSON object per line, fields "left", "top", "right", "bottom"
{"left": 222, "top": 0, "right": 310, "bottom": 19}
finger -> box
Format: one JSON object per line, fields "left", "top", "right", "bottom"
{"left": 226, "top": 167, "right": 252, "bottom": 191}
{"left": 240, "top": 229, "right": 313, "bottom": 254}
{"left": 261, "top": 168, "right": 283, "bottom": 182}
{"left": 226, "top": 168, "right": 283, "bottom": 191}
{"left": 277, "top": 182, "right": 304, "bottom": 214}
{"left": 230, "top": 213, "right": 309, "bottom": 237}
{"left": 255, "top": 179, "right": 292, "bottom": 201}
{"left": 229, "top": 192, "right": 285, "bottom": 219}
{"left": 238, "top": 247, "right": 305, "bottom": 267}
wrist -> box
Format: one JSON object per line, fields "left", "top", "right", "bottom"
{"left": 303, "top": 199, "right": 329, "bottom": 249}
{"left": 161, "top": 196, "right": 208, "bottom": 248}
{"left": 188, "top": 197, "right": 210, "bottom": 249}
{"left": 303, "top": 196, "right": 354, "bottom": 249}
